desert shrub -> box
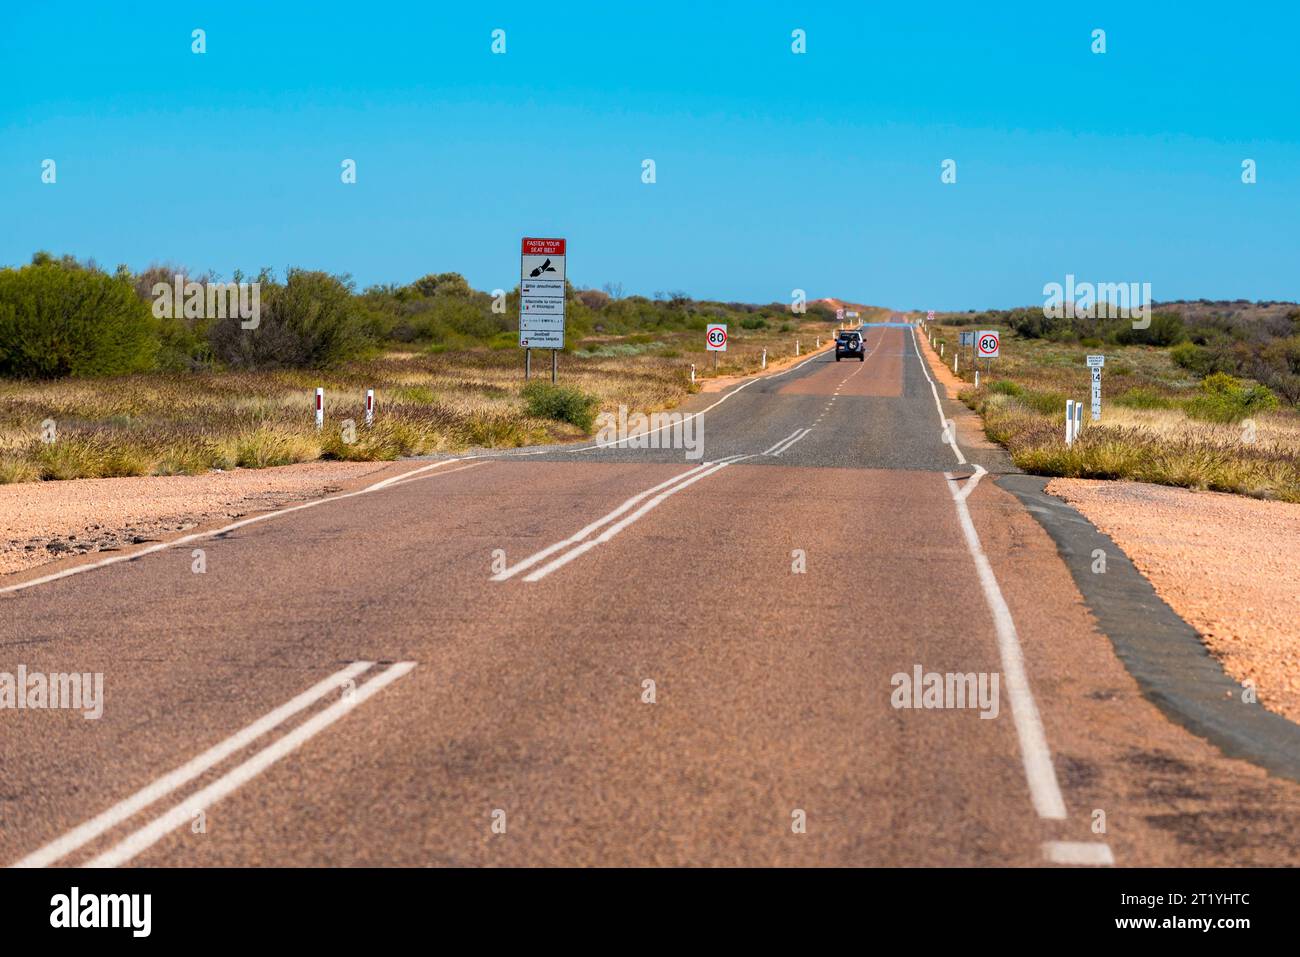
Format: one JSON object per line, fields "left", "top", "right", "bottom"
{"left": 576, "top": 289, "right": 610, "bottom": 310}
{"left": 1170, "top": 341, "right": 1214, "bottom": 375}
{"left": 1114, "top": 312, "right": 1186, "bottom": 347}
{"left": 1115, "top": 387, "right": 1177, "bottom": 409}
{"left": 0, "top": 260, "right": 158, "bottom": 378}
{"left": 521, "top": 381, "right": 598, "bottom": 431}
{"left": 408, "top": 272, "right": 472, "bottom": 298}
{"left": 1184, "top": 372, "right": 1279, "bottom": 423}
{"left": 209, "top": 269, "right": 370, "bottom": 369}
{"left": 987, "top": 380, "right": 1024, "bottom": 397}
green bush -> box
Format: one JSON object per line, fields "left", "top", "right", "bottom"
{"left": 1114, "top": 312, "right": 1186, "bottom": 347}
{"left": 988, "top": 380, "right": 1024, "bottom": 397}
{"left": 521, "top": 382, "right": 599, "bottom": 431}
{"left": 0, "top": 261, "right": 158, "bottom": 378}
{"left": 1184, "top": 372, "right": 1279, "bottom": 423}
{"left": 1115, "top": 387, "right": 1177, "bottom": 410}
{"left": 1170, "top": 341, "right": 1215, "bottom": 375}
{"left": 208, "top": 269, "right": 370, "bottom": 369}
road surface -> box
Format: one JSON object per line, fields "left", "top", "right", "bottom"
{"left": 4, "top": 324, "right": 1300, "bottom": 867}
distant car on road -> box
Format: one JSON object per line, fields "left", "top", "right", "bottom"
{"left": 835, "top": 330, "right": 864, "bottom": 361}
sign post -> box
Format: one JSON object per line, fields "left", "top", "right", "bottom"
{"left": 706, "top": 322, "right": 728, "bottom": 371}
{"left": 976, "top": 329, "right": 999, "bottom": 376}
{"left": 519, "top": 237, "right": 566, "bottom": 383}
{"left": 1087, "top": 355, "right": 1104, "bottom": 421}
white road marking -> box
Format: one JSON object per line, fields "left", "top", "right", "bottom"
{"left": 2, "top": 346, "right": 836, "bottom": 597}
{"left": 763, "top": 429, "right": 806, "bottom": 456}
{"left": 10, "top": 661, "right": 375, "bottom": 868}
{"left": 83, "top": 661, "right": 416, "bottom": 868}
{"left": 521, "top": 456, "right": 753, "bottom": 582}
{"left": 919, "top": 330, "right": 1111, "bottom": 857}
{"left": 765, "top": 428, "right": 812, "bottom": 457}
{"left": 1043, "top": 841, "right": 1115, "bottom": 865}
{"left": 504, "top": 346, "right": 833, "bottom": 457}
{"left": 944, "top": 466, "right": 1068, "bottom": 821}
{"left": 0, "top": 462, "right": 487, "bottom": 597}
{"left": 908, "top": 325, "right": 966, "bottom": 465}
{"left": 490, "top": 461, "right": 718, "bottom": 581}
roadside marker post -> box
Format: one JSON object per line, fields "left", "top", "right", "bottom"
{"left": 1065, "top": 400, "right": 1075, "bottom": 446}
{"left": 761, "top": 349, "right": 767, "bottom": 369}
{"left": 796, "top": 340, "right": 800, "bottom": 356}
{"left": 691, "top": 364, "right": 695, "bottom": 384}
{"left": 953, "top": 352, "right": 958, "bottom": 374}
{"left": 315, "top": 388, "right": 324, "bottom": 430}
{"left": 1075, "top": 400, "right": 1084, "bottom": 438}
{"left": 365, "top": 389, "right": 374, "bottom": 427}
{"left": 1087, "top": 355, "right": 1105, "bottom": 421}
{"left": 975, "top": 370, "right": 980, "bottom": 388}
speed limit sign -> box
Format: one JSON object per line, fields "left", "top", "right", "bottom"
{"left": 976, "top": 330, "right": 1000, "bottom": 359}
{"left": 706, "top": 323, "right": 728, "bottom": 351}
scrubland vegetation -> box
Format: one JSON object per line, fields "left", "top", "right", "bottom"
{"left": 0, "top": 253, "right": 840, "bottom": 482}
{"left": 927, "top": 306, "right": 1300, "bottom": 502}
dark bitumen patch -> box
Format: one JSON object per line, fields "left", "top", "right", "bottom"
{"left": 997, "top": 473, "right": 1300, "bottom": 786}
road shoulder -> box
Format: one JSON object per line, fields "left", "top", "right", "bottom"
{"left": 998, "top": 473, "right": 1300, "bottom": 786}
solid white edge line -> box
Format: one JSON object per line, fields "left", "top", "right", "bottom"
{"left": 908, "top": 324, "right": 967, "bottom": 466}
{"left": 1043, "top": 841, "right": 1114, "bottom": 865}
{"left": 10, "top": 661, "right": 375, "bottom": 868}
{"left": 945, "top": 467, "right": 1068, "bottom": 821}
{"left": 490, "top": 460, "right": 720, "bottom": 580}
{"left": 522, "top": 456, "right": 752, "bottom": 582}
{"left": 85, "top": 662, "right": 417, "bottom": 869}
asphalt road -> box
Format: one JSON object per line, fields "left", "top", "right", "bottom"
{"left": 5, "top": 323, "right": 1300, "bottom": 867}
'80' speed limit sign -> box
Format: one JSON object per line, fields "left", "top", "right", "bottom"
{"left": 706, "top": 323, "right": 728, "bottom": 351}
{"left": 976, "top": 330, "right": 1000, "bottom": 358}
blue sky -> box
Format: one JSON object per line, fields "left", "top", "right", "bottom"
{"left": 2, "top": 1, "right": 1297, "bottom": 310}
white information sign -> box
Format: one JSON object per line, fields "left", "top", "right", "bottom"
{"left": 519, "top": 237, "right": 566, "bottom": 349}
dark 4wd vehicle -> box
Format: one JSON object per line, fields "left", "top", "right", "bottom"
{"left": 835, "top": 330, "right": 864, "bottom": 361}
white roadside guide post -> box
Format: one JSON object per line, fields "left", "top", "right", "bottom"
{"left": 1065, "top": 399, "right": 1075, "bottom": 446}
{"left": 953, "top": 351, "right": 958, "bottom": 374}
{"left": 762, "top": 349, "right": 767, "bottom": 369}
{"left": 365, "top": 389, "right": 375, "bottom": 426}
{"left": 1087, "top": 354, "right": 1105, "bottom": 421}
{"left": 796, "top": 339, "right": 800, "bottom": 356}
{"left": 1075, "top": 400, "right": 1084, "bottom": 439}
{"left": 315, "top": 388, "right": 324, "bottom": 430}
{"left": 690, "top": 364, "right": 696, "bottom": 384}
